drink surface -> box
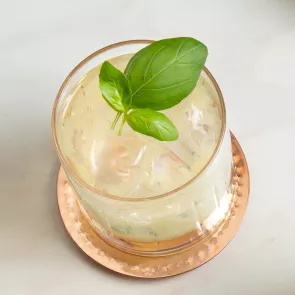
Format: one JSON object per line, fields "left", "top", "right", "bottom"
{"left": 57, "top": 53, "right": 223, "bottom": 199}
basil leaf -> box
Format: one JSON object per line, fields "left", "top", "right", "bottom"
{"left": 126, "top": 109, "right": 179, "bottom": 141}
{"left": 125, "top": 37, "right": 208, "bottom": 110}
{"left": 99, "top": 61, "right": 132, "bottom": 112}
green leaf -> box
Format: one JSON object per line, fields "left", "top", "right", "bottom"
{"left": 126, "top": 109, "right": 179, "bottom": 141}
{"left": 125, "top": 37, "right": 208, "bottom": 110}
{"left": 99, "top": 61, "right": 132, "bottom": 112}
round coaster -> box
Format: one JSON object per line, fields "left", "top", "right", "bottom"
{"left": 57, "top": 132, "right": 250, "bottom": 278}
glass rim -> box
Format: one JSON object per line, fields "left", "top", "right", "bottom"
{"left": 52, "top": 39, "right": 227, "bottom": 202}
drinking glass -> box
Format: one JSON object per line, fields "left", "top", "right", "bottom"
{"left": 52, "top": 40, "right": 233, "bottom": 256}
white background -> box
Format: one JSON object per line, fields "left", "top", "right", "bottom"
{"left": 1, "top": 0, "right": 295, "bottom": 294}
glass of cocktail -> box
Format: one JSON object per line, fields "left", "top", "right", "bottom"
{"left": 52, "top": 40, "right": 233, "bottom": 256}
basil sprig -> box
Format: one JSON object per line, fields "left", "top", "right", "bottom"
{"left": 99, "top": 37, "right": 207, "bottom": 141}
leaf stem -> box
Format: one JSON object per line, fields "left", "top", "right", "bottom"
{"left": 111, "top": 112, "right": 122, "bottom": 130}
{"left": 118, "top": 115, "right": 126, "bottom": 136}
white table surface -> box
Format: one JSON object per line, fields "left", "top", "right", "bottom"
{"left": 1, "top": 0, "right": 295, "bottom": 294}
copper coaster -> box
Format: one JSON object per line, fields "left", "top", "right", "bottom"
{"left": 57, "top": 132, "right": 250, "bottom": 278}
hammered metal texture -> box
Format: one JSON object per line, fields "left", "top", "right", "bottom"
{"left": 57, "top": 132, "right": 250, "bottom": 278}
